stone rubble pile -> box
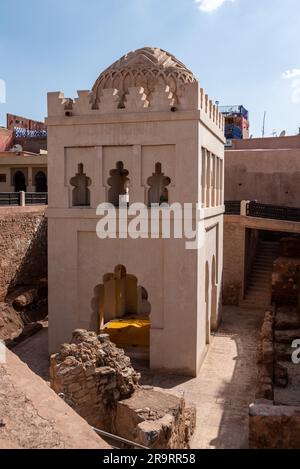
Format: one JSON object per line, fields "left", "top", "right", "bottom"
{"left": 50, "top": 330, "right": 140, "bottom": 429}
{"left": 50, "top": 329, "right": 196, "bottom": 448}
{"left": 256, "top": 311, "right": 275, "bottom": 400}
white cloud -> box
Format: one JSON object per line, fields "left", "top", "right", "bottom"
{"left": 282, "top": 69, "right": 300, "bottom": 80}
{"left": 195, "top": 0, "right": 235, "bottom": 12}
{"left": 282, "top": 69, "right": 300, "bottom": 104}
{"left": 291, "top": 79, "right": 300, "bottom": 104}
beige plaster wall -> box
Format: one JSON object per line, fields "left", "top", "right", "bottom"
{"left": 225, "top": 147, "right": 300, "bottom": 207}
{"left": 223, "top": 216, "right": 246, "bottom": 305}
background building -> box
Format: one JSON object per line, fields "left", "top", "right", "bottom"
{"left": 0, "top": 114, "right": 47, "bottom": 193}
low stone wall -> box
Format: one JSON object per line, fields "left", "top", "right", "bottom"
{"left": 114, "top": 387, "right": 196, "bottom": 449}
{"left": 250, "top": 308, "right": 299, "bottom": 448}
{"left": 255, "top": 311, "right": 274, "bottom": 401}
{"left": 249, "top": 403, "right": 300, "bottom": 449}
{"left": 50, "top": 329, "right": 196, "bottom": 449}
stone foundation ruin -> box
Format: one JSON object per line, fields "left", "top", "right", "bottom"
{"left": 250, "top": 308, "right": 300, "bottom": 448}
{"left": 50, "top": 329, "right": 196, "bottom": 449}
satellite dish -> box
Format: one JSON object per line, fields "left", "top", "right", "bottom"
{"left": 279, "top": 130, "right": 286, "bottom": 137}
{"left": 10, "top": 144, "right": 23, "bottom": 152}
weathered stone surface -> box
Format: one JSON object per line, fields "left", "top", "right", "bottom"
{"left": 6, "top": 322, "right": 43, "bottom": 348}
{"left": 272, "top": 257, "right": 300, "bottom": 306}
{"left": 0, "top": 209, "right": 47, "bottom": 302}
{"left": 0, "top": 209, "right": 47, "bottom": 342}
{"left": 0, "top": 303, "right": 23, "bottom": 341}
{"left": 274, "top": 363, "right": 288, "bottom": 388}
{"left": 50, "top": 330, "right": 195, "bottom": 448}
{"left": 255, "top": 312, "right": 274, "bottom": 400}
{"left": 249, "top": 403, "right": 300, "bottom": 449}
{"left": 275, "top": 329, "right": 300, "bottom": 344}
{"left": 275, "top": 343, "right": 293, "bottom": 362}
{"left": 113, "top": 387, "right": 196, "bottom": 449}
{"left": 0, "top": 347, "right": 110, "bottom": 449}
{"left": 12, "top": 289, "right": 39, "bottom": 309}
{"left": 275, "top": 311, "right": 300, "bottom": 331}
{"left": 50, "top": 329, "right": 140, "bottom": 430}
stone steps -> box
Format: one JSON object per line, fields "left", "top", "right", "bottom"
{"left": 243, "top": 241, "right": 279, "bottom": 308}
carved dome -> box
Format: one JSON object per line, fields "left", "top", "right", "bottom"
{"left": 91, "top": 47, "right": 197, "bottom": 108}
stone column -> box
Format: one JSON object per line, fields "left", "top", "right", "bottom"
{"left": 27, "top": 166, "right": 34, "bottom": 192}
{"left": 19, "top": 191, "right": 25, "bottom": 207}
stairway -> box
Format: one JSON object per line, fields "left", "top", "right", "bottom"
{"left": 242, "top": 241, "right": 279, "bottom": 309}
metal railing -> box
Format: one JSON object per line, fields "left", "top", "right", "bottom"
{"left": 224, "top": 200, "right": 300, "bottom": 222}
{"left": 0, "top": 192, "right": 48, "bottom": 206}
{"left": 0, "top": 192, "right": 20, "bottom": 205}
{"left": 92, "top": 427, "right": 148, "bottom": 450}
{"left": 25, "top": 192, "right": 48, "bottom": 205}
{"left": 225, "top": 200, "right": 241, "bottom": 215}
{"left": 247, "top": 201, "right": 300, "bottom": 222}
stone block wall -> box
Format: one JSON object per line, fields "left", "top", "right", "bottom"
{"left": 249, "top": 404, "right": 300, "bottom": 449}
{"left": 0, "top": 208, "right": 47, "bottom": 301}
{"left": 250, "top": 307, "right": 300, "bottom": 448}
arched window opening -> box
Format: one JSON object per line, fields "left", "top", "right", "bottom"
{"left": 147, "top": 162, "right": 171, "bottom": 206}
{"left": 14, "top": 170, "right": 26, "bottom": 192}
{"left": 70, "top": 163, "right": 91, "bottom": 207}
{"left": 107, "top": 161, "right": 130, "bottom": 207}
{"left": 35, "top": 171, "right": 47, "bottom": 192}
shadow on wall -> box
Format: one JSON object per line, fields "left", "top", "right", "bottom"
{"left": 5, "top": 217, "right": 48, "bottom": 300}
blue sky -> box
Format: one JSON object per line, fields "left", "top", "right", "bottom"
{"left": 0, "top": 0, "right": 299, "bottom": 136}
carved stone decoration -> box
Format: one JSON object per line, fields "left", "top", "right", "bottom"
{"left": 98, "top": 88, "right": 120, "bottom": 112}
{"left": 147, "top": 162, "right": 171, "bottom": 206}
{"left": 124, "top": 87, "right": 149, "bottom": 112}
{"left": 151, "top": 84, "right": 174, "bottom": 111}
{"left": 92, "top": 47, "right": 197, "bottom": 109}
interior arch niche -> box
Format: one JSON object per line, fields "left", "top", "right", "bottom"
{"left": 91, "top": 265, "right": 151, "bottom": 361}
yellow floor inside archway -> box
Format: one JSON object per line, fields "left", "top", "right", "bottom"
{"left": 102, "top": 316, "right": 150, "bottom": 349}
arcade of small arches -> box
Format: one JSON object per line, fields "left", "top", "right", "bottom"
{"left": 12, "top": 168, "right": 47, "bottom": 193}
{"left": 69, "top": 160, "right": 172, "bottom": 207}
{"left": 69, "top": 154, "right": 223, "bottom": 209}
